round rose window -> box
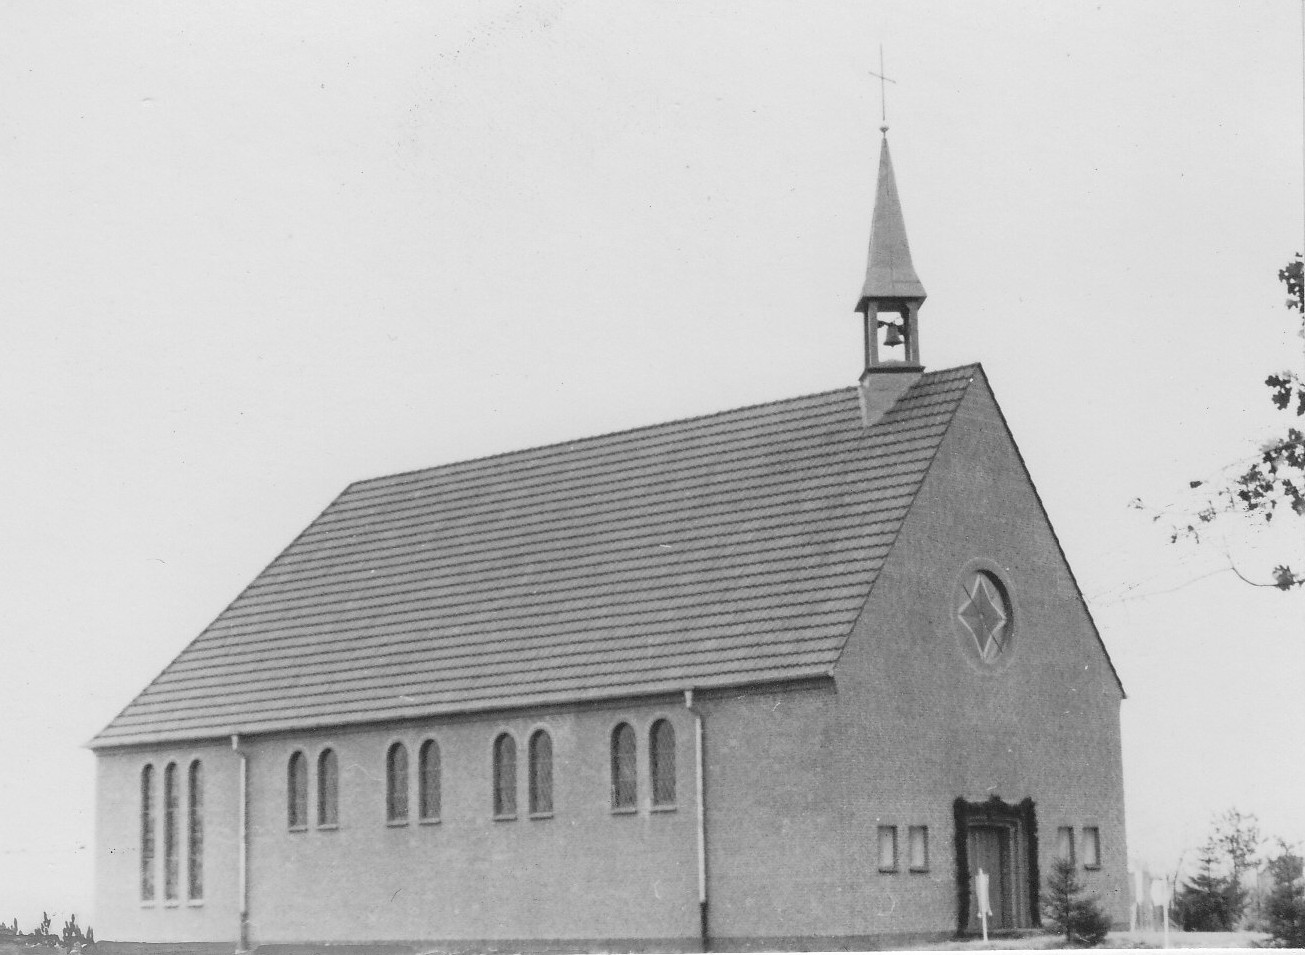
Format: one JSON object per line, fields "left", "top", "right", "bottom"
{"left": 957, "top": 570, "right": 1013, "bottom": 664}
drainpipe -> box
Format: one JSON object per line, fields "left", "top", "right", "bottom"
{"left": 684, "top": 689, "right": 708, "bottom": 952}
{"left": 231, "top": 734, "right": 250, "bottom": 952}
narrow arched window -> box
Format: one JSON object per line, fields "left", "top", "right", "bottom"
{"left": 386, "top": 742, "right": 409, "bottom": 823}
{"left": 650, "top": 719, "right": 676, "bottom": 807}
{"left": 493, "top": 733, "right": 517, "bottom": 818}
{"left": 317, "top": 749, "right": 338, "bottom": 827}
{"left": 418, "top": 739, "right": 441, "bottom": 822}
{"left": 140, "top": 765, "right": 156, "bottom": 901}
{"left": 611, "top": 723, "right": 637, "bottom": 810}
{"left": 529, "top": 730, "right": 553, "bottom": 816}
{"left": 187, "top": 760, "right": 203, "bottom": 901}
{"left": 287, "top": 751, "right": 307, "bottom": 829}
{"left": 163, "top": 762, "right": 179, "bottom": 900}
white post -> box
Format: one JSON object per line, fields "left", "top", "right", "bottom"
{"left": 976, "top": 867, "right": 990, "bottom": 942}
{"left": 1151, "top": 877, "right": 1171, "bottom": 949}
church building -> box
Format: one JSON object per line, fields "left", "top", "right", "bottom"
{"left": 92, "top": 130, "right": 1129, "bottom": 951}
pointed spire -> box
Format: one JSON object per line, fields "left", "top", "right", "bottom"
{"left": 855, "top": 132, "right": 926, "bottom": 312}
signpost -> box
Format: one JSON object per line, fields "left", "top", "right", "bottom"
{"left": 975, "top": 868, "right": 992, "bottom": 943}
{"left": 1150, "top": 878, "right": 1172, "bottom": 949}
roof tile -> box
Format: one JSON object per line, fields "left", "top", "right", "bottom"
{"left": 91, "top": 366, "right": 976, "bottom": 747}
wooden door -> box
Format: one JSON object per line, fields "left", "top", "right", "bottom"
{"left": 969, "top": 826, "right": 1012, "bottom": 930}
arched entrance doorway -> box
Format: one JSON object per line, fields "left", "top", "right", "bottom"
{"left": 954, "top": 796, "right": 1040, "bottom": 935}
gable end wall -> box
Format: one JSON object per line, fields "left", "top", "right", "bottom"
{"left": 827, "top": 371, "right": 1129, "bottom": 932}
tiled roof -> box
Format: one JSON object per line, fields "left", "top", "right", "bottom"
{"left": 91, "top": 366, "right": 978, "bottom": 748}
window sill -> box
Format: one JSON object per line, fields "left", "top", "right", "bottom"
{"left": 493, "top": 814, "right": 518, "bottom": 822}
{"left": 163, "top": 901, "right": 180, "bottom": 909}
{"left": 878, "top": 867, "right": 899, "bottom": 875}
{"left": 651, "top": 803, "right": 677, "bottom": 813}
{"left": 1084, "top": 864, "right": 1101, "bottom": 871}
{"left": 186, "top": 899, "right": 204, "bottom": 907}
{"left": 611, "top": 806, "right": 638, "bottom": 816}
{"left": 419, "top": 817, "right": 441, "bottom": 826}
{"left": 529, "top": 811, "right": 554, "bottom": 820}
{"left": 385, "top": 819, "right": 409, "bottom": 828}
{"left": 288, "top": 825, "right": 308, "bottom": 834}
{"left": 909, "top": 867, "right": 929, "bottom": 874}
{"left": 140, "top": 901, "right": 156, "bottom": 908}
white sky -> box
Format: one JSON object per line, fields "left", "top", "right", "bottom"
{"left": 2, "top": 0, "right": 1304, "bottom": 931}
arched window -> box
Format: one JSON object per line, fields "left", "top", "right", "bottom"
{"left": 493, "top": 733, "right": 517, "bottom": 818}
{"left": 611, "top": 723, "right": 637, "bottom": 810}
{"left": 418, "top": 739, "right": 441, "bottom": 822}
{"left": 386, "top": 742, "right": 409, "bottom": 823}
{"left": 650, "top": 719, "right": 676, "bottom": 807}
{"left": 187, "top": 760, "right": 203, "bottom": 901}
{"left": 163, "top": 762, "right": 179, "bottom": 900}
{"left": 317, "top": 749, "right": 338, "bottom": 827}
{"left": 287, "top": 751, "right": 308, "bottom": 829}
{"left": 140, "top": 765, "right": 155, "bottom": 901}
{"left": 529, "top": 730, "right": 553, "bottom": 816}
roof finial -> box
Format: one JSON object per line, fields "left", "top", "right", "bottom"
{"left": 867, "top": 44, "right": 895, "bottom": 135}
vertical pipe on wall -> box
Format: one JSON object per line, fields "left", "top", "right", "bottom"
{"left": 231, "top": 734, "right": 249, "bottom": 952}
{"left": 684, "top": 689, "right": 708, "bottom": 951}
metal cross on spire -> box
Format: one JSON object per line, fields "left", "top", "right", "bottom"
{"left": 867, "top": 45, "right": 895, "bottom": 133}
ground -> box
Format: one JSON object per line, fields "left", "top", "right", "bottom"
{"left": 0, "top": 931, "right": 1272, "bottom": 954}
{"left": 921, "top": 929, "right": 1269, "bottom": 950}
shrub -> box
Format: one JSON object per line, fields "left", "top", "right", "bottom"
{"left": 1043, "top": 856, "right": 1112, "bottom": 947}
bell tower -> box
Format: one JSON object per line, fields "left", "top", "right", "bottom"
{"left": 855, "top": 127, "right": 926, "bottom": 374}
{"left": 853, "top": 126, "right": 926, "bottom": 425}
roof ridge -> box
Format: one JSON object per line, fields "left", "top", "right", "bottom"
{"left": 348, "top": 365, "right": 976, "bottom": 490}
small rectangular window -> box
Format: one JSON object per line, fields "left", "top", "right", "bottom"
{"left": 877, "top": 825, "right": 898, "bottom": 872}
{"left": 1083, "top": 827, "right": 1101, "bottom": 869}
{"left": 908, "top": 825, "right": 929, "bottom": 871}
{"left": 1057, "top": 826, "right": 1075, "bottom": 865}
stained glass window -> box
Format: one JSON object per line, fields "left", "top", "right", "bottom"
{"left": 1083, "top": 827, "right": 1101, "bottom": 869}
{"left": 611, "top": 723, "right": 637, "bottom": 810}
{"left": 493, "top": 733, "right": 517, "bottom": 818}
{"left": 187, "top": 760, "right": 203, "bottom": 900}
{"left": 529, "top": 730, "right": 553, "bottom": 815}
{"left": 163, "top": 762, "right": 179, "bottom": 900}
{"left": 877, "top": 825, "right": 898, "bottom": 872}
{"left": 419, "top": 739, "right": 441, "bottom": 822}
{"left": 958, "top": 570, "right": 1012, "bottom": 662}
{"left": 140, "top": 765, "right": 155, "bottom": 900}
{"left": 909, "top": 825, "right": 928, "bottom": 871}
{"left": 287, "top": 751, "right": 308, "bottom": 829}
{"left": 386, "top": 743, "right": 409, "bottom": 823}
{"left": 317, "top": 749, "right": 338, "bottom": 827}
{"left": 650, "top": 720, "right": 676, "bottom": 807}
{"left": 1057, "top": 826, "right": 1075, "bottom": 864}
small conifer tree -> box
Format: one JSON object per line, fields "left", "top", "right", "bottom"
{"left": 1265, "top": 842, "right": 1305, "bottom": 948}
{"left": 1175, "top": 840, "right": 1237, "bottom": 931}
{"left": 1043, "top": 856, "right": 1112, "bottom": 947}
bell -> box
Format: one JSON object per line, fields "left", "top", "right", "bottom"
{"left": 882, "top": 322, "right": 904, "bottom": 348}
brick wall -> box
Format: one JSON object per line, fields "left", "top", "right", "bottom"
{"left": 700, "top": 373, "right": 1128, "bottom": 943}
{"left": 98, "top": 702, "right": 702, "bottom": 946}
{"left": 95, "top": 371, "right": 1128, "bottom": 948}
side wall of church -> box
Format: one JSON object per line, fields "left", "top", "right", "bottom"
{"left": 95, "top": 739, "right": 240, "bottom": 944}
{"left": 700, "top": 374, "right": 1129, "bottom": 944}
{"left": 97, "top": 700, "right": 703, "bottom": 947}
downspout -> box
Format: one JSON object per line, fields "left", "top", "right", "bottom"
{"left": 684, "top": 689, "right": 708, "bottom": 951}
{"left": 231, "top": 734, "right": 250, "bottom": 952}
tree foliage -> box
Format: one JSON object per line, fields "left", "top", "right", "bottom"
{"left": 1174, "top": 810, "right": 1263, "bottom": 931}
{"left": 1175, "top": 840, "right": 1240, "bottom": 931}
{"left": 1264, "top": 841, "right": 1305, "bottom": 948}
{"left": 1141, "top": 257, "right": 1305, "bottom": 589}
{"left": 1043, "top": 856, "right": 1112, "bottom": 947}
